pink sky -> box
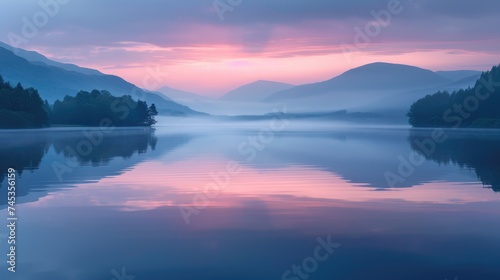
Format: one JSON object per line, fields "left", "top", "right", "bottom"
{"left": 37, "top": 42, "right": 499, "bottom": 97}
{"left": 2, "top": 0, "right": 500, "bottom": 96}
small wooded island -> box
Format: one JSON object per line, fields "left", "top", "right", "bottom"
{"left": 408, "top": 65, "right": 500, "bottom": 128}
{"left": 0, "top": 75, "right": 158, "bottom": 129}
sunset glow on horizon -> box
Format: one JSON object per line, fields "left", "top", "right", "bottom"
{"left": 2, "top": 0, "right": 500, "bottom": 96}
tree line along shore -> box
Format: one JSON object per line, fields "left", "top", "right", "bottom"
{"left": 0, "top": 75, "right": 158, "bottom": 129}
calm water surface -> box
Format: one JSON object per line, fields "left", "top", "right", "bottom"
{"left": 0, "top": 119, "right": 499, "bottom": 280}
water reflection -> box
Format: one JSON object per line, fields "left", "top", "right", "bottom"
{"left": 409, "top": 129, "right": 500, "bottom": 192}
{"left": 1, "top": 125, "right": 500, "bottom": 279}
{"left": 3, "top": 126, "right": 500, "bottom": 209}
{"left": 0, "top": 133, "right": 50, "bottom": 183}
{"left": 52, "top": 128, "right": 158, "bottom": 166}
{"left": 0, "top": 128, "right": 162, "bottom": 206}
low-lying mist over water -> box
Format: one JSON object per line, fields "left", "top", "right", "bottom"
{"left": 1, "top": 120, "right": 500, "bottom": 279}
{"left": 1, "top": 0, "right": 500, "bottom": 279}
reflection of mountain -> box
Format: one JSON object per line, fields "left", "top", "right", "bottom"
{"left": 0, "top": 129, "right": 191, "bottom": 206}
{"left": 179, "top": 128, "right": 466, "bottom": 189}
{"left": 264, "top": 131, "right": 464, "bottom": 189}
{"left": 409, "top": 130, "right": 500, "bottom": 192}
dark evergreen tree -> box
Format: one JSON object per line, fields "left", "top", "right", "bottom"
{"left": 147, "top": 104, "right": 159, "bottom": 126}
{"left": 0, "top": 76, "right": 49, "bottom": 128}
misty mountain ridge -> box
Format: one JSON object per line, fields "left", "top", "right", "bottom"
{"left": 265, "top": 62, "right": 454, "bottom": 102}
{"left": 156, "top": 80, "right": 295, "bottom": 115}
{"left": 0, "top": 41, "right": 487, "bottom": 119}
{"left": 435, "top": 70, "right": 482, "bottom": 81}
{"left": 0, "top": 41, "right": 102, "bottom": 76}
{"left": 154, "top": 62, "right": 484, "bottom": 118}
{"left": 258, "top": 62, "right": 485, "bottom": 119}
{"left": 157, "top": 86, "right": 212, "bottom": 101}
{"left": 220, "top": 80, "right": 294, "bottom": 102}
{"left": 0, "top": 43, "right": 201, "bottom": 116}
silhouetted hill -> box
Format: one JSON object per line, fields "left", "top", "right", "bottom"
{"left": 265, "top": 62, "right": 452, "bottom": 102}
{"left": 0, "top": 41, "right": 102, "bottom": 76}
{"left": 0, "top": 44, "right": 202, "bottom": 116}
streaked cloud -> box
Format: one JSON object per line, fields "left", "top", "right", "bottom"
{"left": 0, "top": 0, "right": 499, "bottom": 95}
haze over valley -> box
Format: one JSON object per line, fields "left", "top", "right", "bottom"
{"left": 0, "top": 42, "right": 486, "bottom": 120}
{"left": 1, "top": 1, "right": 500, "bottom": 279}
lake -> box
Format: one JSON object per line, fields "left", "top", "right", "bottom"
{"left": 1, "top": 118, "right": 500, "bottom": 280}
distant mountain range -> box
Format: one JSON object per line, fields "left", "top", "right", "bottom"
{"left": 0, "top": 41, "right": 487, "bottom": 119}
{"left": 259, "top": 62, "right": 482, "bottom": 117}
{"left": 264, "top": 62, "right": 480, "bottom": 102}
{"left": 0, "top": 42, "right": 202, "bottom": 116}
{"left": 156, "top": 62, "right": 482, "bottom": 118}
{"left": 155, "top": 86, "right": 226, "bottom": 115}
{"left": 157, "top": 81, "right": 295, "bottom": 115}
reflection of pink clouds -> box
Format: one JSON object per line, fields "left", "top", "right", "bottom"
{"left": 26, "top": 158, "right": 500, "bottom": 213}
{"left": 119, "top": 200, "right": 175, "bottom": 211}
